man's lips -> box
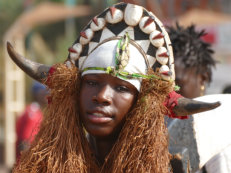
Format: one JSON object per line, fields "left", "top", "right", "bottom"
{"left": 86, "top": 111, "right": 113, "bottom": 124}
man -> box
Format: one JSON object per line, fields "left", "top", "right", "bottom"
{"left": 8, "top": 3, "right": 220, "bottom": 172}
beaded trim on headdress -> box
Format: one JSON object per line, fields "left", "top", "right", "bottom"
{"left": 67, "top": 3, "right": 175, "bottom": 81}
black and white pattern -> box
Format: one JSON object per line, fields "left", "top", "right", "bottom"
{"left": 67, "top": 2, "right": 175, "bottom": 81}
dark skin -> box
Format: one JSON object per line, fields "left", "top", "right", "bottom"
{"left": 174, "top": 61, "right": 209, "bottom": 98}
{"left": 79, "top": 73, "right": 138, "bottom": 164}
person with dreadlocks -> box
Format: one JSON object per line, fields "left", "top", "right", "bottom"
{"left": 168, "top": 23, "right": 216, "bottom": 99}
{"left": 168, "top": 24, "right": 220, "bottom": 173}
{"left": 7, "top": 3, "right": 220, "bottom": 173}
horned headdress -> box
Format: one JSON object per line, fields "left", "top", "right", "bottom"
{"left": 7, "top": 2, "right": 220, "bottom": 117}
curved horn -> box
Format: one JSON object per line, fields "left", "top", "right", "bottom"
{"left": 173, "top": 97, "right": 221, "bottom": 117}
{"left": 6, "top": 41, "right": 51, "bottom": 82}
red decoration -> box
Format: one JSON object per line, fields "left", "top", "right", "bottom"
{"left": 158, "top": 52, "right": 169, "bottom": 58}
{"left": 164, "top": 91, "right": 189, "bottom": 119}
{"left": 45, "top": 66, "right": 56, "bottom": 86}
{"left": 201, "top": 31, "right": 216, "bottom": 44}
{"left": 92, "top": 17, "right": 98, "bottom": 26}
{"left": 44, "top": 66, "right": 56, "bottom": 104}
{"left": 152, "top": 33, "right": 164, "bottom": 39}
{"left": 80, "top": 31, "right": 88, "bottom": 39}
{"left": 161, "top": 71, "right": 170, "bottom": 76}
{"left": 68, "top": 47, "right": 77, "bottom": 53}
{"left": 47, "top": 96, "right": 52, "bottom": 105}
{"left": 48, "top": 66, "right": 56, "bottom": 76}
{"left": 143, "top": 17, "right": 154, "bottom": 28}
{"left": 109, "top": 7, "right": 117, "bottom": 18}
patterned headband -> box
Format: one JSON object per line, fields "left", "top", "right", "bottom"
{"left": 67, "top": 2, "right": 175, "bottom": 81}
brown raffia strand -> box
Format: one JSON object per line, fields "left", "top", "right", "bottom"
{"left": 101, "top": 69, "right": 173, "bottom": 173}
{"left": 13, "top": 65, "right": 174, "bottom": 173}
{"left": 13, "top": 63, "right": 99, "bottom": 173}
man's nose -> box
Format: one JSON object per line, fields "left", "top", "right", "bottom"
{"left": 92, "top": 85, "right": 113, "bottom": 105}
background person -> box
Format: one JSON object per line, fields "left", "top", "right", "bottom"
{"left": 222, "top": 84, "right": 231, "bottom": 94}
{"left": 16, "top": 81, "right": 48, "bottom": 159}
{"left": 168, "top": 23, "right": 216, "bottom": 98}
{"left": 168, "top": 24, "right": 228, "bottom": 173}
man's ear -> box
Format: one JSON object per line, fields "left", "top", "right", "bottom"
{"left": 200, "top": 72, "right": 209, "bottom": 85}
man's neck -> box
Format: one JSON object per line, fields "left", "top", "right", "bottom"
{"left": 89, "top": 134, "right": 119, "bottom": 165}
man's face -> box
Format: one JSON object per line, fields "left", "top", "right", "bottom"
{"left": 175, "top": 62, "right": 205, "bottom": 99}
{"left": 79, "top": 74, "right": 138, "bottom": 138}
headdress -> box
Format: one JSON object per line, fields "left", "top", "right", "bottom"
{"left": 7, "top": 2, "right": 220, "bottom": 118}
{"left": 68, "top": 3, "right": 174, "bottom": 91}
{"left": 8, "top": 3, "right": 222, "bottom": 173}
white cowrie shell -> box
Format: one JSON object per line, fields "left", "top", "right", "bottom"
{"left": 150, "top": 30, "right": 165, "bottom": 48}
{"left": 69, "top": 43, "right": 82, "bottom": 61}
{"left": 79, "top": 28, "right": 94, "bottom": 45}
{"left": 124, "top": 4, "right": 143, "bottom": 26}
{"left": 156, "top": 47, "right": 169, "bottom": 65}
{"left": 139, "top": 16, "right": 156, "bottom": 34}
{"left": 90, "top": 17, "right": 106, "bottom": 31}
{"left": 105, "top": 7, "right": 123, "bottom": 24}
{"left": 159, "top": 65, "right": 171, "bottom": 81}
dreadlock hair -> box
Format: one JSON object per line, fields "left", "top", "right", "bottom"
{"left": 168, "top": 23, "right": 216, "bottom": 83}
{"left": 13, "top": 63, "right": 173, "bottom": 173}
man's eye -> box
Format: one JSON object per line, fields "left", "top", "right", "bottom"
{"left": 86, "top": 80, "right": 97, "bottom": 86}
{"left": 116, "top": 86, "right": 129, "bottom": 92}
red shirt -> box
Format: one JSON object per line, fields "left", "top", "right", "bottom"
{"left": 16, "top": 102, "right": 43, "bottom": 158}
